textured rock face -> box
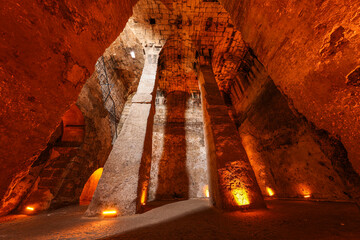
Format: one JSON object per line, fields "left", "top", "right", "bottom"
{"left": 149, "top": 91, "right": 207, "bottom": 201}
{"left": 9, "top": 74, "right": 113, "bottom": 215}
{"left": 198, "top": 65, "right": 265, "bottom": 210}
{"left": 219, "top": 0, "right": 360, "bottom": 174}
{"left": 50, "top": 74, "right": 113, "bottom": 208}
{"left": 97, "top": 25, "right": 145, "bottom": 139}
{"left": 0, "top": 0, "right": 138, "bottom": 210}
{"left": 229, "top": 49, "right": 360, "bottom": 203}
{"left": 0, "top": 28, "right": 144, "bottom": 214}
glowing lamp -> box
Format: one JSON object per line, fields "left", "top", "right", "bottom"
{"left": 130, "top": 51, "right": 136, "bottom": 59}
{"left": 26, "top": 206, "right": 35, "bottom": 211}
{"left": 232, "top": 189, "right": 250, "bottom": 206}
{"left": 204, "top": 185, "right": 210, "bottom": 198}
{"left": 102, "top": 210, "right": 117, "bottom": 217}
{"left": 298, "top": 184, "right": 311, "bottom": 199}
{"left": 140, "top": 190, "right": 147, "bottom": 206}
{"left": 266, "top": 187, "right": 275, "bottom": 197}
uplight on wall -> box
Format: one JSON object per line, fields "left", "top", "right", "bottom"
{"left": 205, "top": 189, "right": 210, "bottom": 198}
{"left": 266, "top": 187, "right": 275, "bottom": 197}
{"left": 102, "top": 210, "right": 118, "bottom": 218}
{"left": 26, "top": 206, "right": 35, "bottom": 211}
{"left": 232, "top": 188, "right": 250, "bottom": 206}
{"left": 130, "top": 51, "right": 136, "bottom": 59}
{"left": 140, "top": 190, "right": 146, "bottom": 206}
{"left": 298, "top": 184, "right": 312, "bottom": 199}
{"left": 204, "top": 185, "right": 210, "bottom": 198}
{"left": 25, "top": 206, "right": 36, "bottom": 215}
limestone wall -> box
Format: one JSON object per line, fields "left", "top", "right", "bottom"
{"left": 149, "top": 91, "right": 207, "bottom": 201}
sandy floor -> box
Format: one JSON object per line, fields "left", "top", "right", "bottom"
{"left": 0, "top": 199, "right": 359, "bottom": 240}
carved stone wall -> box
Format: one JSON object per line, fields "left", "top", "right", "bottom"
{"left": 149, "top": 90, "right": 207, "bottom": 201}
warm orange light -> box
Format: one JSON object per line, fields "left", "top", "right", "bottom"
{"left": 266, "top": 187, "right": 274, "bottom": 197}
{"left": 232, "top": 189, "right": 250, "bottom": 206}
{"left": 298, "top": 184, "right": 311, "bottom": 199}
{"left": 102, "top": 210, "right": 117, "bottom": 217}
{"left": 140, "top": 190, "right": 146, "bottom": 206}
{"left": 80, "top": 168, "right": 103, "bottom": 205}
{"left": 204, "top": 185, "right": 210, "bottom": 198}
{"left": 26, "top": 206, "right": 34, "bottom": 211}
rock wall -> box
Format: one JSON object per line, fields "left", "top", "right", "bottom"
{"left": 0, "top": 16, "right": 144, "bottom": 215}
{"left": 13, "top": 73, "right": 113, "bottom": 214}
{"left": 0, "top": 0, "right": 139, "bottom": 211}
{"left": 51, "top": 73, "right": 114, "bottom": 208}
{"left": 230, "top": 49, "right": 360, "bottom": 202}
{"left": 149, "top": 90, "right": 207, "bottom": 201}
{"left": 219, "top": 0, "right": 360, "bottom": 175}
{"left": 97, "top": 26, "right": 145, "bottom": 139}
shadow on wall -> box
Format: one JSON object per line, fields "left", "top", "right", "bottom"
{"left": 155, "top": 91, "right": 190, "bottom": 200}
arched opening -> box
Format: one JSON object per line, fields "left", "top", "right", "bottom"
{"left": 79, "top": 168, "right": 104, "bottom": 206}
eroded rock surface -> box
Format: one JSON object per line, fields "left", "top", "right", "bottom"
{"left": 0, "top": 0, "right": 138, "bottom": 214}
{"left": 219, "top": 0, "right": 360, "bottom": 175}
{"left": 229, "top": 49, "right": 360, "bottom": 204}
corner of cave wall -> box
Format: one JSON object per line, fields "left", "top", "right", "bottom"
{"left": 0, "top": 0, "right": 141, "bottom": 216}
{"left": 219, "top": 0, "right": 360, "bottom": 177}
{"left": 229, "top": 48, "right": 360, "bottom": 203}
{"left": 0, "top": 23, "right": 145, "bottom": 215}
{"left": 0, "top": 0, "right": 139, "bottom": 213}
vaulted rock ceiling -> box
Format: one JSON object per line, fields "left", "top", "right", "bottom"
{"left": 127, "top": 0, "right": 247, "bottom": 93}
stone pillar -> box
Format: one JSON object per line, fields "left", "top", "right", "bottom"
{"left": 85, "top": 46, "right": 161, "bottom": 216}
{"left": 198, "top": 65, "right": 266, "bottom": 210}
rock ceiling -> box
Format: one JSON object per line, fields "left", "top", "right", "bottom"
{"left": 127, "top": 0, "right": 247, "bottom": 93}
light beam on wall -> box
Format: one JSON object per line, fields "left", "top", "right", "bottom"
{"left": 232, "top": 188, "right": 250, "bottom": 206}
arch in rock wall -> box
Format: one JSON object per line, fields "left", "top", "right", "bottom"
{"left": 80, "top": 168, "right": 104, "bottom": 206}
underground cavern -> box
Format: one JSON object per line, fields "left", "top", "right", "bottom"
{"left": 0, "top": 0, "right": 360, "bottom": 239}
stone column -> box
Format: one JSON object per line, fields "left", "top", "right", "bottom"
{"left": 198, "top": 65, "right": 266, "bottom": 210}
{"left": 85, "top": 46, "right": 161, "bottom": 216}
